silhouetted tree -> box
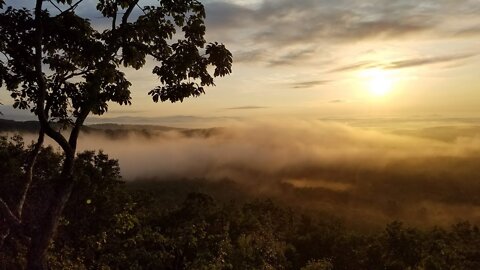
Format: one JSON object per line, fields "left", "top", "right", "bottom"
{"left": 0, "top": 0, "right": 232, "bottom": 268}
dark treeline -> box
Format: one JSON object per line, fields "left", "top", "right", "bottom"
{"left": 0, "top": 119, "right": 221, "bottom": 141}
{"left": 1, "top": 136, "right": 479, "bottom": 270}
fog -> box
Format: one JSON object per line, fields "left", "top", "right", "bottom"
{"left": 9, "top": 120, "right": 480, "bottom": 227}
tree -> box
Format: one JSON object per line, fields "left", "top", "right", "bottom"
{"left": 301, "top": 259, "right": 333, "bottom": 270}
{"left": 0, "top": 0, "right": 232, "bottom": 268}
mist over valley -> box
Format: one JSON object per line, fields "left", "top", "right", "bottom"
{"left": 3, "top": 118, "right": 480, "bottom": 227}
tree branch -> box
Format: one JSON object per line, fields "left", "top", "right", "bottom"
{"left": 0, "top": 198, "right": 21, "bottom": 228}
{"left": 34, "top": 0, "right": 73, "bottom": 157}
{"left": 112, "top": 1, "right": 118, "bottom": 31}
{"left": 48, "top": 0, "right": 63, "bottom": 13}
{"left": 136, "top": 3, "right": 147, "bottom": 15}
{"left": 67, "top": 0, "right": 84, "bottom": 11}
{"left": 64, "top": 68, "right": 90, "bottom": 80}
{"left": 68, "top": 105, "right": 90, "bottom": 150}
{"left": 16, "top": 128, "right": 45, "bottom": 218}
{"left": 56, "top": 0, "right": 85, "bottom": 17}
{"left": 121, "top": 0, "right": 139, "bottom": 26}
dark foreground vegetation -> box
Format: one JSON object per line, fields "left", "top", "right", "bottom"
{"left": 1, "top": 136, "right": 479, "bottom": 270}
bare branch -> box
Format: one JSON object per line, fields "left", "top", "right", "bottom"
{"left": 64, "top": 68, "right": 90, "bottom": 80}
{"left": 48, "top": 0, "right": 63, "bottom": 13}
{"left": 56, "top": 0, "right": 85, "bottom": 17}
{"left": 16, "top": 129, "right": 45, "bottom": 218}
{"left": 0, "top": 198, "right": 20, "bottom": 228}
{"left": 136, "top": 3, "right": 147, "bottom": 15}
{"left": 67, "top": 0, "right": 85, "bottom": 11}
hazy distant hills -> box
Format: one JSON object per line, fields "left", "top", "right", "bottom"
{"left": 0, "top": 119, "right": 41, "bottom": 133}
{"left": 0, "top": 104, "right": 238, "bottom": 127}
{"left": 3, "top": 117, "right": 480, "bottom": 142}
{"left": 0, "top": 119, "right": 221, "bottom": 139}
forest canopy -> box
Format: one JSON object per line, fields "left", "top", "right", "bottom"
{"left": 0, "top": 135, "right": 479, "bottom": 270}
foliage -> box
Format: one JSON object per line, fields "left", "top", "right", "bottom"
{"left": 0, "top": 1, "right": 232, "bottom": 267}
{"left": 0, "top": 135, "right": 479, "bottom": 269}
{"left": 0, "top": 0, "right": 232, "bottom": 121}
{"left": 301, "top": 259, "right": 333, "bottom": 270}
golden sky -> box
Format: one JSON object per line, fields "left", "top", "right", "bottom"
{"left": 1, "top": 0, "right": 480, "bottom": 124}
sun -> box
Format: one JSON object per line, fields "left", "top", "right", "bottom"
{"left": 361, "top": 68, "right": 394, "bottom": 97}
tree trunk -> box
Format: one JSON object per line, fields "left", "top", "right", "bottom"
{"left": 26, "top": 155, "right": 75, "bottom": 270}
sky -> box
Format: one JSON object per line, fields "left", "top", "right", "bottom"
{"left": 2, "top": 0, "right": 480, "bottom": 125}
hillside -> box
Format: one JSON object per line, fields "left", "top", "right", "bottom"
{"left": 0, "top": 119, "right": 221, "bottom": 139}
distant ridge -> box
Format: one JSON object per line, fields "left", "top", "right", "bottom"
{"left": 0, "top": 119, "right": 41, "bottom": 133}
{"left": 0, "top": 119, "right": 221, "bottom": 139}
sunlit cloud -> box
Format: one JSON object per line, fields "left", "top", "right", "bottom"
{"left": 329, "top": 100, "right": 345, "bottom": 103}
{"left": 205, "top": 0, "right": 480, "bottom": 63}
{"left": 291, "top": 80, "right": 330, "bottom": 89}
{"left": 329, "top": 53, "right": 478, "bottom": 74}
{"left": 9, "top": 119, "right": 480, "bottom": 225}
{"left": 225, "top": 106, "right": 267, "bottom": 110}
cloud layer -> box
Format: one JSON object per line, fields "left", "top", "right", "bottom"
{"left": 205, "top": 0, "right": 480, "bottom": 67}
{"left": 330, "top": 53, "right": 478, "bottom": 73}
{"left": 13, "top": 120, "right": 478, "bottom": 226}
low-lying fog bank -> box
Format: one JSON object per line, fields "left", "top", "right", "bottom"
{"left": 3, "top": 119, "right": 480, "bottom": 227}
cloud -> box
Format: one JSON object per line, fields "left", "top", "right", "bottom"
{"left": 107, "top": 110, "right": 146, "bottom": 114}
{"left": 330, "top": 53, "right": 478, "bottom": 73}
{"left": 10, "top": 119, "right": 480, "bottom": 225}
{"left": 225, "top": 106, "right": 267, "bottom": 110}
{"left": 330, "top": 61, "right": 374, "bottom": 73}
{"left": 233, "top": 49, "right": 267, "bottom": 63}
{"left": 454, "top": 26, "right": 480, "bottom": 37}
{"left": 205, "top": 1, "right": 254, "bottom": 31}
{"left": 85, "top": 115, "right": 240, "bottom": 128}
{"left": 204, "top": 0, "right": 480, "bottom": 65}
{"left": 329, "top": 99, "right": 345, "bottom": 103}
{"left": 268, "top": 47, "right": 317, "bottom": 66}
{"left": 206, "top": 0, "right": 444, "bottom": 46}
{"left": 384, "top": 53, "right": 477, "bottom": 69}
{"left": 291, "top": 80, "right": 330, "bottom": 89}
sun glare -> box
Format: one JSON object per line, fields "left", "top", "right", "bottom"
{"left": 361, "top": 69, "right": 394, "bottom": 97}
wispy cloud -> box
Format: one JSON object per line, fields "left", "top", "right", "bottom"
{"left": 291, "top": 80, "right": 330, "bottom": 89}
{"left": 205, "top": 0, "right": 480, "bottom": 66}
{"left": 225, "top": 106, "right": 268, "bottom": 110}
{"left": 330, "top": 61, "right": 374, "bottom": 73}
{"left": 108, "top": 110, "right": 146, "bottom": 114}
{"left": 233, "top": 49, "right": 267, "bottom": 63}
{"left": 330, "top": 53, "right": 478, "bottom": 73}
{"left": 268, "top": 47, "right": 317, "bottom": 66}
{"left": 454, "top": 26, "right": 480, "bottom": 37}
{"left": 384, "top": 53, "right": 477, "bottom": 69}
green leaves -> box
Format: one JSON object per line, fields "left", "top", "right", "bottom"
{"left": 206, "top": 43, "right": 233, "bottom": 77}
{"left": 54, "top": 0, "right": 73, "bottom": 4}
{"left": 149, "top": 83, "right": 205, "bottom": 103}
{"left": 96, "top": 0, "right": 117, "bottom": 17}
{"left": 1, "top": 0, "right": 231, "bottom": 127}
{"left": 183, "top": 14, "right": 206, "bottom": 47}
